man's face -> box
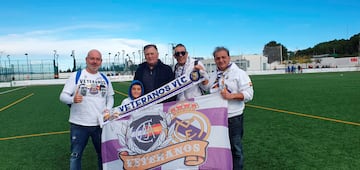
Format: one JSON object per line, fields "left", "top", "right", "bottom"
{"left": 144, "top": 46, "right": 159, "bottom": 67}
{"left": 174, "top": 46, "right": 188, "bottom": 65}
{"left": 131, "top": 84, "right": 142, "bottom": 99}
{"left": 86, "top": 51, "right": 102, "bottom": 73}
{"left": 214, "top": 50, "right": 230, "bottom": 71}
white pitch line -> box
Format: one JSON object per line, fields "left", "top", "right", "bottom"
{"left": 0, "top": 86, "right": 26, "bottom": 95}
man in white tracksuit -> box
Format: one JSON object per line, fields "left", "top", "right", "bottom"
{"left": 173, "top": 43, "right": 208, "bottom": 101}
{"left": 204, "top": 46, "right": 254, "bottom": 170}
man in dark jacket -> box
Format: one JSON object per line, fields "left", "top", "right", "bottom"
{"left": 134, "top": 44, "right": 176, "bottom": 102}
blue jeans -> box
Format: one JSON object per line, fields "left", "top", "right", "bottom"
{"left": 70, "top": 123, "right": 102, "bottom": 170}
{"left": 228, "top": 114, "right": 244, "bottom": 170}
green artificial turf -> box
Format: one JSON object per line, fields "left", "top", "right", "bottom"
{"left": 0, "top": 72, "right": 359, "bottom": 169}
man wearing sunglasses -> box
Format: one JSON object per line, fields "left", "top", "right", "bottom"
{"left": 134, "top": 44, "right": 176, "bottom": 102}
{"left": 173, "top": 43, "right": 208, "bottom": 101}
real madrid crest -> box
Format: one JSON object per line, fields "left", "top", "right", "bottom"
{"left": 169, "top": 102, "right": 211, "bottom": 142}
{"left": 190, "top": 70, "right": 200, "bottom": 82}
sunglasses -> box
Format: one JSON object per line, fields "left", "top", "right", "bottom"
{"left": 174, "top": 51, "right": 187, "bottom": 57}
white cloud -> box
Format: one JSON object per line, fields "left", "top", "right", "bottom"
{"left": 0, "top": 27, "right": 173, "bottom": 70}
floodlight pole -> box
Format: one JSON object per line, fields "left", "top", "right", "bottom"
{"left": 25, "top": 53, "right": 29, "bottom": 73}
{"left": 169, "top": 43, "right": 176, "bottom": 66}
{"left": 6, "top": 55, "right": 10, "bottom": 67}
{"left": 0, "top": 51, "right": 3, "bottom": 68}
{"left": 132, "top": 52, "right": 136, "bottom": 65}
{"left": 113, "top": 53, "right": 118, "bottom": 73}
{"left": 71, "top": 50, "right": 76, "bottom": 72}
{"left": 122, "top": 50, "right": 125, "bottom": 68}
{"left": 53, "top": 50, "right": 59, "bottom": 79}
{"left": 107, "top": 52, "right": 111, "bottom": 71}
{"left": 117, "top": 52, "right": 120, "bottom": 65}
{"left": 114, "top": 54, "right": 117, "bottom": 64}
{"left": 164, "top": 54, "right": 168, "bottom": 64}
{"left": 138, "top": 50, "right": 142, "bottom": 63}
{"left": 280, "top": 45, "right": 283, "bottom": 64}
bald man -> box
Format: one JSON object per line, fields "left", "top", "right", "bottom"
{"left": 60, "top": 49, "right": 114, "bottom": 170}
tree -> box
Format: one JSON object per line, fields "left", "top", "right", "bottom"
{"left": 295, "top": 33, "right": 360, "bottom": 57}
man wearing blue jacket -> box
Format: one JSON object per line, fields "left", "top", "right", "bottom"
{"left": 134, "top": 44, "right": 176, "bottom": 102}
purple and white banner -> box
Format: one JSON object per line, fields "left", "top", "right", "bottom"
{"left": 101, "top": 93, "right": 232, "bottom": 170}
{"left": 101, "top": 71, "right": 204, "bottom": 126}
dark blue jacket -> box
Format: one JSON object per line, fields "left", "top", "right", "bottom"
{"left": 134, "top": 60, "right": 176, "bottom": 102}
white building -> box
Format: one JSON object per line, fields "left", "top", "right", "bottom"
{"left": 312, "top": 55, "right": 359, "bottom": 68}
{"left": 200, "top": 54, "right": 269, "bottom": 72}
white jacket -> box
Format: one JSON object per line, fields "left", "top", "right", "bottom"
{"left": 206, "top": 63, "right": 253, "bottom": 118}
{"left": 174, "top": 57, "right": 206, "bottom": 101}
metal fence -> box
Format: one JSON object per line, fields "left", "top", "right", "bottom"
{"left": 0, "top": 59, "right": 54, "bottom": 82}
{"left": 0, "top": 59, "right": 140, "bottom": 82}
{"left": 73, "top": 61, "right": 139, "bottom": 76}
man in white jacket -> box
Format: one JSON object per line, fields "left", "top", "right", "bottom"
{"left": 204, "top": 46, "right": 254, "bottom": 170}
{"left": 60, "top": 49, "right": 114, "bottom": 170}
{"left": 173, "top": 43, "right": 208, "bottom": 101}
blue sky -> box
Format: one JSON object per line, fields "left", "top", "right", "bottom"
{"left": 0, "top": 0, "right": 359, "bottom": 70}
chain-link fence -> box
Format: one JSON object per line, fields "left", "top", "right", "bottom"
{"left": 72, "top": 61, "right": 139, "bottom": 76}
{"left": 0, "top": 59, "right": 54, "bottom": 82}
{"left": 0, "top": 58, "right": 140, "bottom": 82}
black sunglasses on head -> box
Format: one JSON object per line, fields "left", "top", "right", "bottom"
{"left": 174, "top": 51, "right": 186, "bottom": 57}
